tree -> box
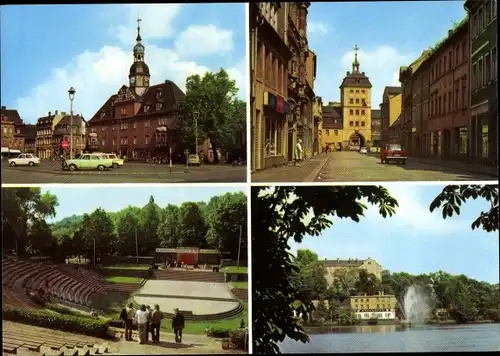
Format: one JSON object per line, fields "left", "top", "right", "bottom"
{"left": 116, "top": 206, "right": 140, "bottom": 255}
{"left": 430, "top": 184, "right": 498, "bottom": 232}
{"left": 2, "top": 188, "right": 58, "bottom": 256}
{"left": 355, "top": 270, "right": 380, "bottom": 296}
{"left": 178, "top": 202, "right": 207, "bottom": 247}
{"left": 138, "top": 196, "right": 161, "bottom": 253}
{"left": 174, "top": 68, "right": 241, "bottom": 162}
{"left": 295, "top": 249, "right": 319, "bottom": 267}
{"left": 157, "top": 204, "right": 181, "bottom": 248}
{"left": 332, "top": 268, "right": 359, "bottom": 296}
{"left": 252, "top": 186, "right": 398, "bottom": 354}
{"left": 205, "top": 192, "right": 247, "bottom": 258}
{"left": 78, "top": 208, "right": 116, "bottom": 261}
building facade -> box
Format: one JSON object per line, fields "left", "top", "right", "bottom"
{"left": 465, "top": 0, "right": 497, "bottom": 167}
{"left": 380, "top": 87, "right": 402, "bottom": 146}
{"left": 35, "top": 111, "right": 66, "bottom": 159}
{"left": 321, "top": 257, "right": 383, "bottom": 285}
{"left": 312, "top": 96, "right": 323, "bottom": 155}
{"left": 52, "top": 115, "right": 88, "bottom": 158}
{"left": 350, "top": 291, "right": 398, "bottom": 320}
{"left": 1, "top": 106, "right": 25, "bottom": 153}
{"left": 339, "top": 47, "right": 373, "bottom": 149}
{"left": 22, "top": 125, "right": 37, "bottom": 154}
{"left": 321, "top": 103, "right": 343, "bottom": 151}
{"left": 371, "top": 109, "right": 381, "bottom": 147}
{"left": 250, "top": 2, "right": 314, "bottom": 171}
{"left": 87, "top": 19, "right": 185, "bottom": 160}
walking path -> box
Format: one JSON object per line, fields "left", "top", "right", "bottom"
{"left": 251, "top": 153, "right": 331, "bottom": 182}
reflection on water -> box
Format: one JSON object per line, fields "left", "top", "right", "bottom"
{"left": 280, "top": 324, "right": 500, "bottom": 353}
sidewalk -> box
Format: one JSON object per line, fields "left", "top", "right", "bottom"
{"left": 409, "top": 156, "right": 498, "bottom": 178}
{"left": 251, "top": 153, "right": 331, "bottom": 183}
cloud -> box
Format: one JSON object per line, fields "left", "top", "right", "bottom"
{"left": 362, "top": 184, "right": 465, "bottom": 235}
{"left": 12, "top": 5, "right": 245, "bottom": 123}
{"left": 175, "top": 24, "right": 233, "bottom": 57}
{"left": 308, "top": 21, "right": 329, "bottom": 36}
{"left": 112, "top": 4, "right": 183, "bottom": 44}
{"left": 339, "top": 45, "right": 415, "bottom": 107}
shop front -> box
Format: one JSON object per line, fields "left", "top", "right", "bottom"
{"left": 263, "top": 91, "right": 291, "bottom": 168}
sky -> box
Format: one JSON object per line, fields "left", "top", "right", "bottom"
{"left": 42, "top": 185, "right": 247, "bottom": 223}
{"left": 288, "top": 184, "right": 499, "bottom": 284}
{"left": 0, "top": 4, "right": 246, "bottom": 124}
{"left": 307, "top": 1, "right": 467, "bottom": 107}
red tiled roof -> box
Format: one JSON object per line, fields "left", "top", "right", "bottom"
{"left": 1, "top": 107, "right": 23, "bottom": 125}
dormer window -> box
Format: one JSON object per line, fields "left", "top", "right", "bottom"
{"left": 156, "top": 91, "right": 163, "bottom": 99}
{"left": 100, "top": 112, "right": 105, "bottom": 118}
{"left": 156, "top": 103, "right": 163, "bottom": 110}
{"left": 144, "top": 105, "right": 150, "bottom": 112}
{"left": 120, "top": 107, "right": 127, "bottom": 116}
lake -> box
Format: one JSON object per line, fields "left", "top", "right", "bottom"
{"left": 279, "top": 324, "right": 500, "bottom": 352}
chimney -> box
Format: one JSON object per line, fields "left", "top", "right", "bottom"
{"left": 48, "top": 111, "right": 51, "bottom": 116}
{"left": 362, "top": 72, "right": 365, "bottom": 75}
{"left": 346, "top": 71, "right": 350, "bottom": 76}
{"left": 1, "top": 106, "right": 5, "bottom": 110}
{"left": 55, "top": 110, "right": 58, "bottom": 115}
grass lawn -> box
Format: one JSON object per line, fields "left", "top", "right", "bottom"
{"left": 222, "top": 266, "right": 248, "bottom": 274}
{"left": 104, "top": 276, "right": 144, "bottom": 284}
{"left": 231, "top": 281, "right": 248, "bottom": 289}
{"left": 159, "top": 302, "right": 248, "bottom": 335}
{"left": 103, "top": 264, "right": 150, "bottom": 271}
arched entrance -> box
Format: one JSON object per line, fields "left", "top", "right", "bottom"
{"left": 348, "top": 131, "right": 365, "bottom": 149}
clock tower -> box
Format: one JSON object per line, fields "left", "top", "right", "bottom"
{"left": 129, "top": 17, "right": 150, "bottom": 96}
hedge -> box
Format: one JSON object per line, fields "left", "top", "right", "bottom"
{"left": 207, "top": 328, "right": 231, "bottom": 338}
{"left": 2, "top": 305, "right": 110, "bottom": 338}
{"left": 46, "top": 304, "right": 90, "bottom": 318}
{"left": 229, "top": 330, "right": 248, "bottom": 350}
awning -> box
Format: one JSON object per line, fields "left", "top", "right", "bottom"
{"left": 1, "top": 147, "right": 8, "bottom": 153}
{"left": 9, "top": 149, "right": 21, "bottom": 154}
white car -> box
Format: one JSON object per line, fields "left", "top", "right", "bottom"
{"left": 359, "top": 147, "right": 368, "bottom": 154}
{"left": 8, "top": 153, "right": 41, "bottom": 167}
{"left": 97, "top": 153, "right": 124, "bottom": 168}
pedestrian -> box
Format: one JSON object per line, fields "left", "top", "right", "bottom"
{"left": 124, "top": 303, "right": 135, "bottom": 341}
{"left": 135, "top": 304, "right": 149, "bottom": 344}
{"left": 172, "top": 308, "right": 185, "bottom": 343}
{"left": 151, "top": 304, "right": 163, "bottom": 343}
{"left": 294, "top": 139, "right": 303, "bottom": 166}
{"left": 145, "top": 305, "right": 152, "bottom": 342}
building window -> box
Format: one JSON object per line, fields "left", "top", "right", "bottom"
{"left": 101, "top": 139, "right": 105, "bottom": 146}
{"left": 350, "top": 110, "right": 353, "bottom": 115}
{"left": 461, "top": 78, "right": 467, "bottom": 109}
{"left": 145, "top": 120, "right": 149, "bottom": 128}
{"left": 361, "top": 90, "right": 365, "bottom": 93}
{"left": 349, "top": 121, "right": 354, "bottom": 127}
{"left": 361, "top": 121, "right": 365, "bottom": 127}
{"left": 448, "top": 91, "right": 452, "bottom": 112}
{"left": 133, "top": 120, "right": 137, "bottom": 129}
{"left": 355, "top": 121, "right": 359, "bottom": 127}
{"left": 485, "top": 53, "right": 490, "bottom": 84}
{"left": 455, "top": 85, "right": 460, "bottom": 111}
{"left": 356, "top": 98, "right": 360, "bottom": 104}
{"left": 472, "top": 63, "right": 477, "bottom": 91}
{"left": 100, "top": 112, "right": 105, "bottom": 118}
{"left": 449, "top": 50, "right": 453, "bottom": 69}
{"left": 334, "top": 129, "right": 338, "bottom": 136}
{"left": 361, "top": 110, "right": 365, "bottom": 115}
{"left": 265, "top": 118, "right": 281, "bottom": 157}
{"left": 438, "top": 96, "right": 441, "bottom": 115}
{"left": 479, "top": 6, "right": 483, "bottom": 32}
{"left": 486, "top": 0, "right": 491, "bottom": 22}
{"left": 144, "top": 105, "right": 150, "bottom": 112}
{"left": 350, "top": 89, "right": 354, "bottom": 93}
{"left": 256, "top": 41, "right": 263, "bottom": 78}
{"left": 444, "top": 55, "right": 447, "bottom": 71}
{"left": 355, "top": 110, "right": 359, "bottom": 115}
{"left": 156, "top": 91, "right": 163, "bottom": 99}
{"left": 350, "top": 98, "right": 354, "bottom": 104}
{"left": 443, "top": 93, "right": 447, "bottom": 113}
{"left": 156, "top": 103, "right": 163, "bottom": 110}
{"left": 112, "top": 125, "right": 116, "bottom": 131}
{"left": 481, "top": 125, "right": 488, "bottom": 158}
{"left": 145, "top": 135, "right": 150, "bottom": 144}
{"left": 120, "top": 107, "right": 127, "bottom": 116}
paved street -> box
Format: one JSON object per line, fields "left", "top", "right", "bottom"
{"left": 251, "top": 151, "right": 498, "bottom": 183}
{"left": 1, "top": 160, "right": 247, "bottom": 184}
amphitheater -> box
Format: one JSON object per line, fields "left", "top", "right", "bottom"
{"left": 2, "top": 255, "right": 248, "bottom": 355}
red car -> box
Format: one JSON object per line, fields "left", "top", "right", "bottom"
{"left": 380, "top": 144, "right": 407, "bottom": 165}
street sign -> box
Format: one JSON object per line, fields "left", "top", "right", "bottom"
{"left": 61, "top": 140, "right": 69, "bottom": 149}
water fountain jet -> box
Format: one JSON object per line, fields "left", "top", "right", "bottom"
{"left": 400, "top": 285, "right": 431, "bottom": 328}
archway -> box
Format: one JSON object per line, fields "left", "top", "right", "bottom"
{"left": 348, "top": 131, "right": 365, "bottom": 149}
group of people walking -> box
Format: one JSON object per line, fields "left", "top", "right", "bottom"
{"left": 120, "top": 303, "right": 185, "bottom": 344}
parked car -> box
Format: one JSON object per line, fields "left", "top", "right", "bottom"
{"left": 380, "top": 144, "right": 407, "bottom": 165}
{"left": 188, "top": 154, "right": 201, "bottom": 166}
{"left": 8, "top": 153, "right": 41, "bottom": 167}
{"left": 62, "top": 153, "right": 114, "bottom": 171}
{"left": 97, "top": 153, "right": 124, "bottom": 168}
{"left": 359, "top": 147, "right": 368, "bottom": 154}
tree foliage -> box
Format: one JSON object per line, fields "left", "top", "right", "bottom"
{"left": 174, "top": 68, "right": 246, "bottom": 162}
{"left": 252, "top": 186, "right": 398, "bottom": 354}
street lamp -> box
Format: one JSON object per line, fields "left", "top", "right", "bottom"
{"left": 68, "top": 87, "right": 76, "bottom": 159}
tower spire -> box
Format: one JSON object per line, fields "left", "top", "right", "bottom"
{"left": 136, "top": 16, "right": 142, "bottom": 42}
{"left": 352, "top": 44, "right": 360, "bottom": 72}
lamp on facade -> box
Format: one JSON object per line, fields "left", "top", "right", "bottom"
{"left": 68, "top": 87, "right": 76, "bottom": 159}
